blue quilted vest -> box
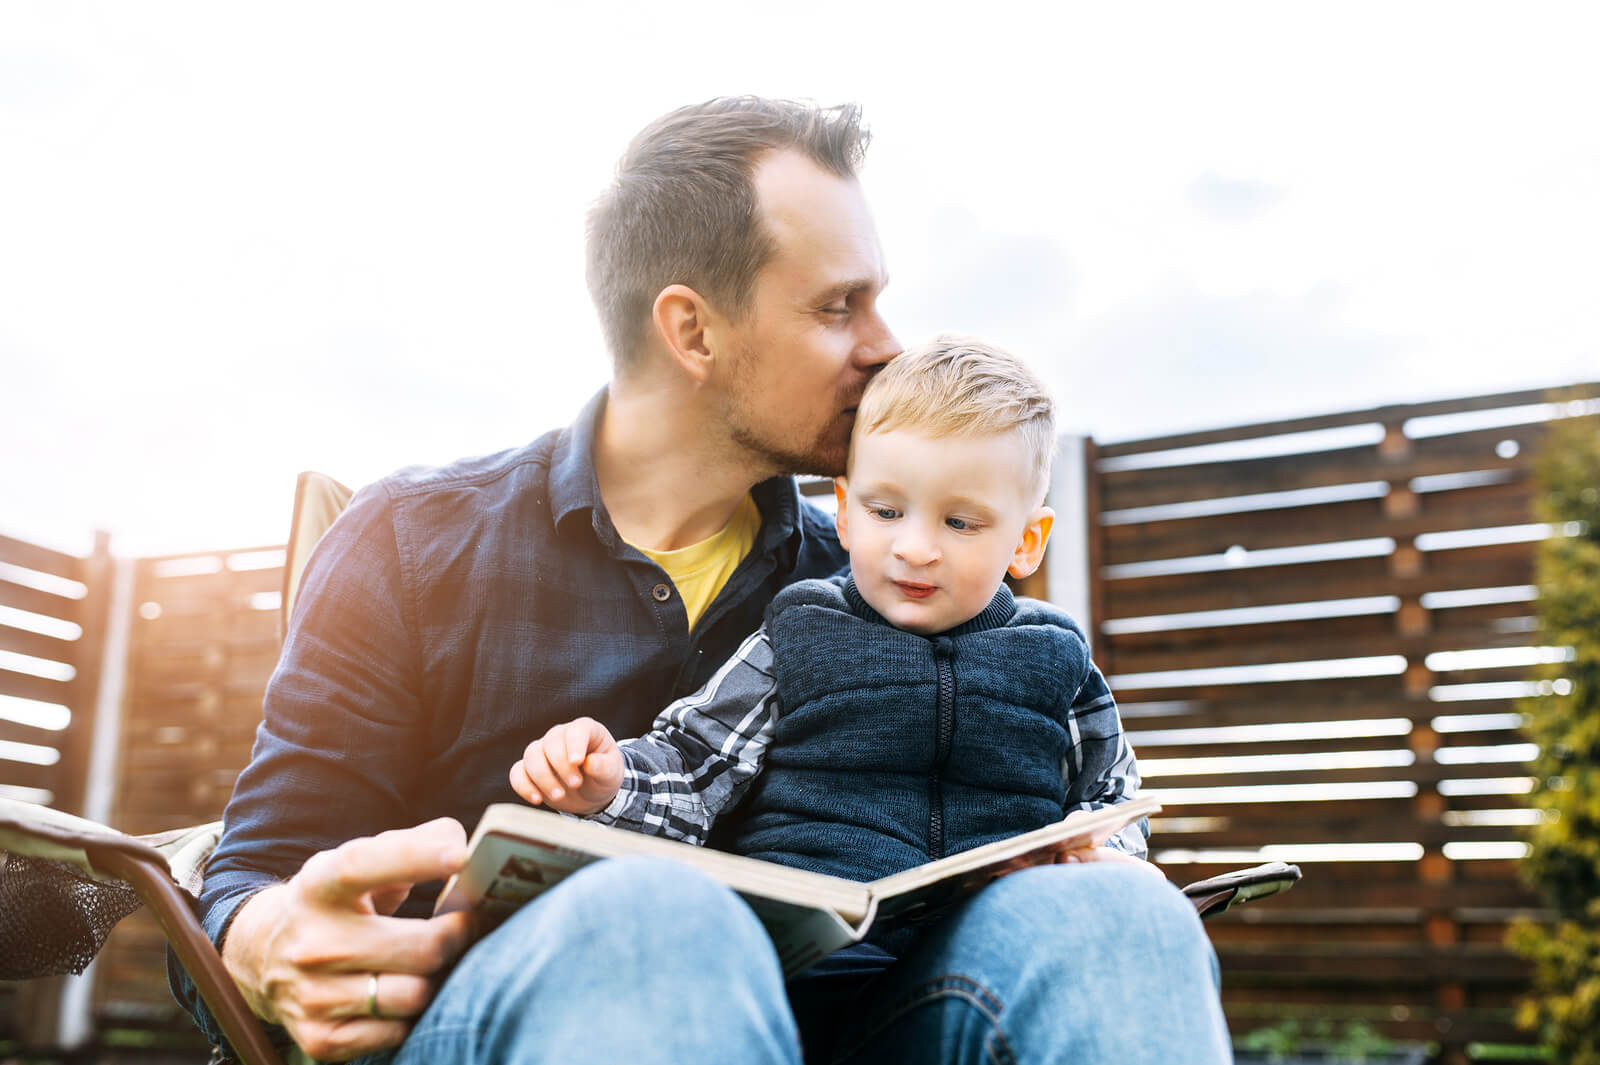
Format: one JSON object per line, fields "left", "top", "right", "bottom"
{"left": 730, "top": 576, "right": 1092, "bottom": 883}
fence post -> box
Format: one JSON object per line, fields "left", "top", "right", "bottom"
{"left": 1043, "top": 434, "right": 1094, "bottom": 641}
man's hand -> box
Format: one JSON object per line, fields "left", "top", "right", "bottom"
{"left": 509, "top": 717, "right": 625, "bottom": 815}
{"left": 220, "top": 818, "right": 473, "bottom": 1062}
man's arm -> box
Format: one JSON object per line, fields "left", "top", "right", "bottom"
{"left": 176, "top": 485, "right": 468, "bottom": 1061}
{"left": 591, "top": 627, "right": 782, "bottom": 845}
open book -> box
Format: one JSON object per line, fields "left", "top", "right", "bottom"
{"left": 434, "top": 796, "right": 1160, "bottom": 977}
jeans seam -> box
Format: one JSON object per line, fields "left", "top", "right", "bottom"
{"left": 832, "top": 974, "right": 1015, "bottom": 1065}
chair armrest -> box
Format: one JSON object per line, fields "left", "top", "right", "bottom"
{"left": 1181, "top": 861, "right": 1303, "bottom": 919}
{"left": 0, "top": 798, "right": 283, "bottom": 1065}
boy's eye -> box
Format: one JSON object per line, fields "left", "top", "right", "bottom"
{"left": 868, "top": 505, "right": 900, "bottom": 520}
{"left": 946, "top": 517, "right": 980, "bottom": 532}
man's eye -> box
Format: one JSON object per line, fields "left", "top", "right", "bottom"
{"left": 822, "top": 305, "right": 849, "bottom": 316}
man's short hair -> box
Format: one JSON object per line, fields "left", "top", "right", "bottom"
{"left": 853, "top": 335, "right": 1056, "bottom": 502}
{"left": 587, "top": 96, "right": 870, "bottom": 370}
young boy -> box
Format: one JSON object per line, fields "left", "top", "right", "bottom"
{"left": 509, "top": 335, "right": 1149, "bottom": 882}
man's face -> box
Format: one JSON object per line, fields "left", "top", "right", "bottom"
{"left": 715, "top": 150, "right": 899, "bottom": 478}
{"left": 835, "top": 426, "right": 1052, "bottom": 636}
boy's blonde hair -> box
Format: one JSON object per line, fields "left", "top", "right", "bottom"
{"left": 852, "top": 335, "right": 1056, "bottom": 502}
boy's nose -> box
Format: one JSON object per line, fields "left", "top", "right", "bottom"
{"left": 893, "top": 531, "right": 940, "bottom": 567}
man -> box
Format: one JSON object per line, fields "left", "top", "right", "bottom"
{"left": 177, "top": 97, "right": 1229, "bottom": 1065}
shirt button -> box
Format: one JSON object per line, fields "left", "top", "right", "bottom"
{"left": 651, "top": 583, "right": 672, "bottom": 602}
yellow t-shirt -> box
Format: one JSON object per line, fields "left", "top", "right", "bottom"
{"left": 633, "top": 494, "right": 761, "bottom": 631}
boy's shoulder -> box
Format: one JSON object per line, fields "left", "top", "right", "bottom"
{"left": 1008, "top": 594, "right": 1088, "bottom": 642}
{"left": 770, "top": 573, "right": 851, "bottom": 616}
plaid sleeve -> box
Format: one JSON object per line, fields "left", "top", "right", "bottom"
{"left": 588, "top": 627, "right": 779, "bottom": 845}
{"left": 1061, "top": 658, "right": 1149, "bottom": 860}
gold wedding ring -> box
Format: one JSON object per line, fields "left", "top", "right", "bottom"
{"left": 367, "top": 972, "right": 381, "bottom": 1019}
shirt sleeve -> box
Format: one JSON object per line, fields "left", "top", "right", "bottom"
{"left": 1060, "top": 658, "right": 1149, "bottom": 861}
{"left": 589, "top": 627, "right": 780, "bottom": 845}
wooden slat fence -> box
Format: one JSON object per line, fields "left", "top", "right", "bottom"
{"left": 1090, "top": 383, "right": 1599, "bottom": 1063}
{"left": 88, "top": 546, "right": 286, "bottom": 1031}
{"left": 1, "top": 530, "right": 115, "bottom": 1045}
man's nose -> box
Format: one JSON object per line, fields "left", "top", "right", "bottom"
{"left": 854, "top": 309, "right": 901, "bottom": 370}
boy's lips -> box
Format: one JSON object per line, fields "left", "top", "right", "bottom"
{"left": 893, "top": 580, "right": 937, "bottom": 600}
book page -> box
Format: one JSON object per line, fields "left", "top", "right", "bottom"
{"left": 865, "top": 796, "right": 1161, "bottom": 925}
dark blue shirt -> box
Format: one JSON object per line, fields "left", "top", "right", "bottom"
{"left": 174, "top": 389, "right": 848, "bottom": 1044}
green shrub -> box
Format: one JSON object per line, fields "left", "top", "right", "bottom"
{"left": 1509, "top": 403, "right": 1600, "bottom": 1063}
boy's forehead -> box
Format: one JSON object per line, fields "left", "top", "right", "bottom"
{"left": 849, "top": 424, "right": 1035, "bottom": 492}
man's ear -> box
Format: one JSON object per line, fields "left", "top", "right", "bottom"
{"left": 833, "top": 477, "right": 851, "bottom": 550}
{"left": 1008, "top": 506, "right": 1055, "bottom": 579}
{"left": 651, "top": 284, "right": 717, "bottom": 385}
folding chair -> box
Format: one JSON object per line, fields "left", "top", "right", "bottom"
{"left": 0, "top": 469, "right": 1301, "bottom": 1065}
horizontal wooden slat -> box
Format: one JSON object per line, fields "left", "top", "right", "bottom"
{"left": 0, "top": 533, "right": 84, "bottom": 582}
{"left": 1118, "top": 693, "right": 1514, "bottom": 730}
{"left": 0, "top": 623, "right": 79, "bottom": 665}
{"left": 1109, "top": 600, "right": 1538, "bottom": 666}
{"left": 1103, "top": 541, "right": 1534, "bottom": 621}
{"left": 0, "top": 577, "right": 84, "bottom": 625}
{"left": 1156, "top": 821, "right": 1529, "bottom": 849}
{"left": 1094, "top": 382, "right": 1600, "bottom": 459}
{"left": 1107, "top": 618, "right": 1537, "bottom": 677}
{"left": 1135, "top": 732, "right": 1418, "bottom": 758}
{"left": 1145, "top": 758, "right": 1533, "bottom": 791}
{"left": 1213, "top": 943, "right": 1530, "bottom": 984}
{"left": 1102, "top": 477, "right": 1534, "bottom": 566}
{"left": 1112, "top": 672, "right": 1406, "bottom": 707}
{"left": 0, "top": 667, "right": 72, "bottom": 705}
{"left": 1101, "top": 421, "right": 1550, "bottom": 512}
{"left": 0, "top": 717, "right": 68, "bottom": 749}
{"left": 0, "top": 757, "right": 57, "bottom": 791}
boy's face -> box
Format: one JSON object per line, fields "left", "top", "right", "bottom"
{"left": 834, "top": 426, "right": 1054, "bottom": 636}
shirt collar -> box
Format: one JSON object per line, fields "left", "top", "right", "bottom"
{"left": 550, "top": 386, "right": 809, "bottom": 564}
{"left": 550, "top": 388, "right": 613, "bottom": 543}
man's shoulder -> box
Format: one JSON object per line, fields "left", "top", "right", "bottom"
{"left": 786, "top": 491, "right": 847, "bottom": 575}
{"left": 377, "top": 431, "right": 562, "bottom": 503}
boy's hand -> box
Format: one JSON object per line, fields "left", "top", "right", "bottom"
{"left": 1048, "top": 809, "right": 1166, "bottom": 879}
{"left": 509, "top": 717, "right": 624, "bottom": 815}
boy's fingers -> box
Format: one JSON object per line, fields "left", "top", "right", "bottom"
{"left": 586, "top": 749, "right": 623, "bottom": 788}
{"left": 508, "top": 761, "right": 542, "bottom": 804}
{"left": 526, "top": 745, "right": 568, "bottom": 801}
{"left": 562, "top": 720, "right": 592, "bottom": 781}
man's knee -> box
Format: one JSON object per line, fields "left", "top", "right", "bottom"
{"left": 983, "top": 863, "right": 1213, "bottom": 964}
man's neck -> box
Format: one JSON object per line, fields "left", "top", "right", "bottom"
{"left": 595, "top": 373, "right": 772, "bottom": 552}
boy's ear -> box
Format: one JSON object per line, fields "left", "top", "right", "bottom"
{"left": 651, "top": 284, "right": 717, "bottom": 384}
{"left": 1008, "top": 506, "right": 1055, "bottom": 579}
{"left": 833, "top": 477, "right": 851, "bottom": 549}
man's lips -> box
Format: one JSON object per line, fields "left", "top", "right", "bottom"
{"left": 893, "top": 581, "right": 937, "bottom": 600}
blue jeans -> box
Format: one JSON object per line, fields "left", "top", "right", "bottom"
{"left": 365, "top": 856, "right": 1231, "bottom": 1065}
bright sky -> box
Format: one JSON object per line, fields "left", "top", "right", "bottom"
{"left": 3, "top": 2, "right": 1596, "bottom": 557}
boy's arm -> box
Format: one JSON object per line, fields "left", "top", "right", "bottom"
{"left": 1061, "top": 659, "right": 1149, "bottom": 860}
{"left": 591, "top": 627, "right": 782, "bottom": 845}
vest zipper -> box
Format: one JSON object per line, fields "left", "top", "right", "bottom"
{"left": 928, "top": 643, "right": 957, "bottom": 858}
